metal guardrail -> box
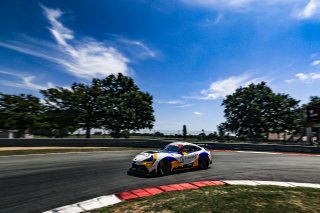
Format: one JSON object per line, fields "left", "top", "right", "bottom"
{"left": 0, "top": 139, "right": 319, "bottom": 154}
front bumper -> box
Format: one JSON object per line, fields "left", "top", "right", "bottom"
{"left": 129, "top": 163, "right": 156, "bottom": 176}
{"left": 130, "top": 164, "right": 149, "bottom": 174}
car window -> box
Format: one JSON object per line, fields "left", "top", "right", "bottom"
{"left": 181, "top": 145, "right": 198, "bottom": 153}
{"left": 163, "top": 145, "right": 181, "bottom": 152}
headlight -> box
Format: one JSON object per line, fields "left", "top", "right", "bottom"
{"left": 142, "top": 155, "right": 155, "bottom": 162}
{"left": 143, "top": 152, "right": 150, "bottom": 157}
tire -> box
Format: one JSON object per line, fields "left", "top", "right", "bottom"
{"left": 199, "top": 156, "right": 209, "bottom": 170}
{"left": 157, "top": 159, "right": 171, "bottom": 176}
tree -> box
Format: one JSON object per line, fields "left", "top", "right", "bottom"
{"left": 154, "top": 131, "right": 164, "bottom": 137}
{"left": 70, "top": 81, "right": 102, "bottom": 138}
{"left": 198, "top": 129, "right": 206, "bottom": 140}
{"left": 308, "top": 96, "right": 320, "bottom": 105}
{"left": 41, "top": 74, "right": 154, "bottom": 138}
{"left": 207, "top": 131, "right": 218, "bottom": 140}
{"left": 182, "top": 125, "right": 187, "bottom": 140}
{"left": 217, "top": 124, "right": 226, "bottom": 139}
{"left": 0, "top": 93, "right": 43, "bottom": 137}
{"left": 269, "top": 93, "right": 300, "bottom": 137}
{"left": 40, "top": 87, "right": 80, "bottom": 137}
{"left": 97, "top": 73, "right": 155, "bottom": 137}
{"left": 297, "top": 96, "right": 320, "bottom": 138}
{"left": 222, "top": 82, "right": 300, "bottom": 139}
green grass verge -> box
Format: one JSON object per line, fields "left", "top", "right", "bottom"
{"left": 0, "top": 148, "right": 148, "bottom": 156}
{"left": 94, "top": 185, "right": 320, "bottom": 213}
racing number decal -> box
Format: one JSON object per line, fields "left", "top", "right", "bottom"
{"left": 178, "top": 156, "right": 184, "bottom": 163}
{"left": 179, "top": 154, "right": 195, "bottom": 164}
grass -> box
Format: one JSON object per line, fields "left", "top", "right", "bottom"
{"left": 0, "top": 147, "right": 148, "bottom": 156}
{"left": 94, "top": 185, "right": 320, "bottom": 213}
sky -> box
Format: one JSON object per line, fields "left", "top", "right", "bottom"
{"left": 1, "top": 0, "right": 320, "bottom": 134}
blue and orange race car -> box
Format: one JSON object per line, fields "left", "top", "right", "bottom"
{"left": 129, "top": 142, "right": 212, "bottom": 176}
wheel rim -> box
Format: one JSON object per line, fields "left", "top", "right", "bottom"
{"left": 160, "top": 160, "right": 171, "bottom": 174}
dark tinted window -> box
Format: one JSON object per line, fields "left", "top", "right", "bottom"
{"left": 182, "top": 145, "right": 199, "bottom": 153}
{"left": 163, "top": 145, "right": 180, "bottom": 152}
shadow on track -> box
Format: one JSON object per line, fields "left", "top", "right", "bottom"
{"left": 127, "top": 167, "right": 211, "bottom": 178}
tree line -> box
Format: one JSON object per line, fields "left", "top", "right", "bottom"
{"left": 220, "top": 82, "right": 320, "bottom": 141}
{"left": 1, "top": 78, "right": 318, "bottom": 140}
{"left": 0, "top": 73, "right": 155, "bottom": 138}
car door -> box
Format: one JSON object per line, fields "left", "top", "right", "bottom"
{"left": 180, "top": 145, "right": 197, "bottom": 165}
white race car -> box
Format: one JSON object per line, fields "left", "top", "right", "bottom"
{"left": 129, "top": 142, "right": 212, "bottom": 176}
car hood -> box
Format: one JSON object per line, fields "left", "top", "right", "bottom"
{"left": 133, "top": 150, "right": 177, "bottom": 162}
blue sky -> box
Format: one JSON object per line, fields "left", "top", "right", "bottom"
{"left": 1, "top": 0, "right": 320, "bottom": 134}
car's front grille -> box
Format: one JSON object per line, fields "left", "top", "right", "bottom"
{"left": 131, "top": 164, "right": 148, "bottom": 174}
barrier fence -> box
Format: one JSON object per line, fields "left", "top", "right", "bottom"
{"left": 0, "top": 138, "right": 320, "bottom": 154}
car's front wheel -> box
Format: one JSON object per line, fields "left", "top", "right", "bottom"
{"left": 157, "top": 159, "right": 171, "bottom": 176}
{"left": 199, "top": 156, "right": 210, "bottom": 170}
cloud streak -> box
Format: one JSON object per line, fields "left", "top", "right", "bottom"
{"left": 311, "top": 60, "right": 320, "bottom": 66}
{"left": 297, "top": 0, "right": 320, "bottom": 19}
{"left": 0, "top": 5, "right": 158, "bottom": 80}
{"left": 156, "top": 100, "right": 185, "bottom": 105}
{"left": 285, "top": 72, "right": 320, "bottom": 83}
{"left": 181, "top": 0, "right": 253, "bottom": 9}
{"left": 185, "top": 73, "right": 269, "bottom": 100}
{"left": 0, "top": 70, "right": 54, "bottom": 90}
{"left": 181, "top": 0, "right": 319, "bottom": 20}
{"left": 41, "top": 5, "right": 129, "bottom": 79}
{"left": 193, "top": 111, "right": 203, "bottom": 116}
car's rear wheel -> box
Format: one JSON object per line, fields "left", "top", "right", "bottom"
{"left": 157, "top": 159, "right": 171, "bottom": 176}
{"left": 199, "top": 156, "right": 209, "bottom": 170}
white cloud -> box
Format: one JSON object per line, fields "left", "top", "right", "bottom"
{"left": 156, "top": 100, "right": 185, "bottom": 105}
{"left": 167, "top": 100, "right": 184, "bottom": 104}
{"left": 213, "top": 13, "right": 224, "bottom": 24}
{"left": 203, "top": 13, "right": 224, "bottom": 26}
{"left": 181, "top": 0, "right": 253, "bottom": 9}
{"left": 311, "top": 60, "right": 320, "bottom": 66}
{"left": 0, "top": 70, "right": 54, "bottom": 90}
{"left": 297, "top": 0, "right": 320, "bottom": 19}
{"left": 0, "top": 5, "right": 138, "bottom": 79}
{"left": 296, "top": 72, "right": 309, "bottom": 80}
{"left": 284, "top": 78, "right": 296, "bottom": 84}
{"left": 186, "top": 73, "right": 268, "bottom": 100}
{"left": 285, "top": 72, "right": 320, "bottom": 83}
{"left": 156, "top": 100, "right": 194, "bottom": 108}
{"left": 181, "top": 0, "right": 320, "bottom": 21}
{"left": 41, "top": 5, "right": 130, "bottom": 79}
{"left": 177, "top": 104, "right": 194, "bottom": 108}
{"left": 0, "top": 41, "right": 60, "bottom": 63}
{"left": 117, "top": 38, "right": 158, "bottom": 59}
{"left": 193, "top": 111, "right": 203, "bottom": 116}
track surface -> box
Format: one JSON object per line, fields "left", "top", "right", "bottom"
{"left": 0, "top": 150, "right": 320, "bottom": 213}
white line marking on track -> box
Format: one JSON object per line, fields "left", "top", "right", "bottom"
{"left": 286, "top": 182, "right": 320, "bottom": 188}
{"left": 254, "top": 181, "right": 294, "bottom": 187}
{"left": 43, "top": 195, "right": 122, "bottom": 213}
{"left": 43, "top": 204, "right": 84, "bottom": 213}
{"left": 223, "top": 180, "right": 260, "bottom": 186}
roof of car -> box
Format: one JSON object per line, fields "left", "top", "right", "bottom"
{"left": 168, "top": 141, "right": 199, "bottom": 147}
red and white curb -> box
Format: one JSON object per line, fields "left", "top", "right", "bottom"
{"left": 43, "top": 180, "right": 320, "bottom": 213}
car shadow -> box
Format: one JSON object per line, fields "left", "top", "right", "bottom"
{"left": 127, "top": 167, "right": 210, "bottom": 178}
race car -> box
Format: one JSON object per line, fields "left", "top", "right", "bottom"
{"left": 129, "top": 142, "right": 212, "bottom": 176}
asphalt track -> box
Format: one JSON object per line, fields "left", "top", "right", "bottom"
{"left": 0, "top": 150, "right": 320, "bottom": 213}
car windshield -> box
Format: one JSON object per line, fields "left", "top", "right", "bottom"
{"left": 163, "top": 145, "right": 181, "bottom": 152}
